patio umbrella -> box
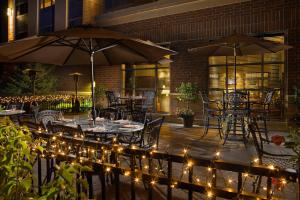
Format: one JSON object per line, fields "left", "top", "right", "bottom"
{"left": 0, "top": 26, "right": 176, "bottom": 122}
{"left": 188, "top": 33, "right": 291, "bottom": 92}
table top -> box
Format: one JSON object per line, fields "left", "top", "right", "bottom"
{"left": 0, "top": 109, "right": 25, "bottom": 116}
{"left": 119, "top": 96, "right": 145, "bottom": 100}
{"left": 53, "top": 118, "right": 144, "bottom": 134}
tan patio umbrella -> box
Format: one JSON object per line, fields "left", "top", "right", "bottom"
{"left": 188, "top": 33, "right": 291, "bottom": 92}
{"left": 0, "top": 26, "right": 176, "bottom": 122}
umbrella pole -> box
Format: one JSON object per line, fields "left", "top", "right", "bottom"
{"left": 234, "top": 45, "right": 237, "bottom": 93}
{"left": 90, "top": 52, "right": 96, "bottom": 125}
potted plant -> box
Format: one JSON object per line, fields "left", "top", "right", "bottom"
{"left": 94, "top": 84, "right": 107, "bottom": 108}
{"left": 176, "top": 82, "right": 199, "bottom": 128}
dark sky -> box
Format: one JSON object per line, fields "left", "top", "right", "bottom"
{"left": 0, "top": 0, "right": 8, "bottom": 43}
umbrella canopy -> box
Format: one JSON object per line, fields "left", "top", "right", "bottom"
{"left": 188, "top": 33, "right": 291, "bottom": 92}
{"left": 0, "top": 27, "right": 176, "bottom": 122}
{"left": 0, "top": 27, "right": 176, "bottom": 66}
{"left": 188, "top": 33, "right": 291, "bottom": 56}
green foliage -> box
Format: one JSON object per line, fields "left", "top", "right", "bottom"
{"left": 0, "top": 118, "right": 42, "bottom": 199}
{"left": 39, "top": 162, "right": 92, "bottom": 200}
{"left": 94, "top": 84, "right": 106, "bottom": 100}
{"left": 94, "top": 84, "right": 107, "bottom": 108}
{"left": 0, "top": 118, "right": 92, "bottom": 200}
{"left": 176, "top": 82, "right": 199, "bottom": 116}
{"left": 285, "top": 128, "right": 300, "bottom": 164}
{"left": 1, "top": 64, "right": 57, "bottom": 96}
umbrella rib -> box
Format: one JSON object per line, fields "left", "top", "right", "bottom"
{"left": 11, "top": 37, "right": 62, "bottom": 61}
{"left": 57, "top": 38, "right": 90, "bottom": 53}
{"left": 101, "top": 50, "right": 113, "bottom": 66}
{"left": 118, "top": 40, "right": 152, "bottom": 62}
{"left": 62, "top": 39, "right": 81, "bottom": 66}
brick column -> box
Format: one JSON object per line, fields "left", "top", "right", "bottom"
{"left": 55, "top": 0, "right": 68, "bottom": 31}
{"left": 83, "top": 0, "right": 104, "bottom": 24}
{"left": 28, "top": 0, "right": 39, "bottom": 36}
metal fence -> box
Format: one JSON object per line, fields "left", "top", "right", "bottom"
{"left": 36, "top": 132, "right": 299, "bottom": 200}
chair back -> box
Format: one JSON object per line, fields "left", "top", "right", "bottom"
{"left": 131, "top": 110, "right": 147, "bottom": 123}
{"left": 37, "top": 110, "right": 60, "bottom": 126}
{"left": 142, "top": 91, "right": 155, "bottom": 110}
{"left": 105, "top": 91, "right": 118, "bottom": 107}
{"left": 263, "top": 89, "right": 274, "bottom": 105}
{"left": 223, "top": 91, "right": 249, "bottom": 110}
{"left": 199, "top": 91, "right": 210, "bottom": 111}
{"left": 248, "top": 118, "right": 264, "bottom": 164}
{"left": 142, "top": 117, "right": 164, "bottom": 149}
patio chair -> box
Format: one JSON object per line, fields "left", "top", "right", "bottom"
{"left": 105, "top": 91, "right": 126, "bottom": 110}
{"left": 248, "top": 117, "right": 296, "bottom": 169}
{"left": 36, "top": 110, "right": 60, "bottom": 127}
{"left": 200, "top": 91, "right": 223, "bottom": 139}
{"left": 120, "top": 109, "right": 148, "bottom": 123}
{"left": 222, "top": 91, "right": 250, "bottom": 145}
{"left": 250, "top": 89, "right": 275, "bottom": 142}
{"left": 135, "top": 91, "right": 155, "bottom": 112}
{"left": 248, "top": 117, "right": 296, "bottom": 193}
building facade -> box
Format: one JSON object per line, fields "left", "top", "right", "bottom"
{"left": 1, "top": 0, "right": 300, "bottom": 118}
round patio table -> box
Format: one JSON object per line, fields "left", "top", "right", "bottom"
{"left": 53, "top": 118, "right": 144, "bottom": 135}
{"left": 0, "top": 109, "right": 25, "bottom": 117}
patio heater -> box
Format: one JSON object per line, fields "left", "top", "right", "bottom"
{"left": 23, "top": 68, "right": 40, "bottom": 96}
{"left": 69, "top": 72, "right": 82, "bottom": 113}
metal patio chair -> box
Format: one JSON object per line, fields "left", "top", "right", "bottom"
{"left": 200, "top": 91, "right": 223, "bottom": 138}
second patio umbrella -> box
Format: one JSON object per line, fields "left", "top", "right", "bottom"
{"left": 188, "top": 33, "right": 291, "bottom": 92}
{"left": 0, "top": 26, "right": 176, "bottom": 122}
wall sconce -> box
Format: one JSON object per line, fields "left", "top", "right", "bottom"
{"left": 7, "top": 8, "right": 13, "bottom": 17}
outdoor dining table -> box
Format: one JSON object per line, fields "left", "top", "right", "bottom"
{"left": 53, "top": 118, "right": 144, "bottom": 135}
{"left": 0, "top": 109, "right": 26, "bottom": 117}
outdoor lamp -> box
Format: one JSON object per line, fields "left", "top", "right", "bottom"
{"left": 7, "top": 8, "right": 13, "bottom": 16}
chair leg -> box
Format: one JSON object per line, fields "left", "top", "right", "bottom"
{"left": 263, "top": 117, "right": 269, "bottom": 142}
{"left": 241, "top": 118, "right": 247, "bottom": 146}
{"left": 217, "top": 117, "right": 222, "bottom": 139}
{"left": 202, "top": 116, "right": 209, "bottom": 138}
{"left": 87, "top": 174, "right": 94, "bottom": 199}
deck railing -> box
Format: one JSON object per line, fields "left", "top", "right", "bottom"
{"left": 0, "top": 95, "right": 92, "bottom": 112}
{"left": 35, "top": 132, "right": 299, "bottom": 200}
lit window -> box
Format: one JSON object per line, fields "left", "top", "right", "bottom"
{"left": 40, "top": 0, "right": 55, "bottom": 9}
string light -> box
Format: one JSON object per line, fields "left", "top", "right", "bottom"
{"left": 268, "top": 165, "right": 275, "bottom": 170}
{"left": 207, "top": 167, "right": 212, "bottom": 172}
{"left": 207, "top": 191, "right": 213, "bottom": 198}
{"left": 183, "top": 148, "right": 188, "bottom": 154}
{"left": 134, "top": 177, "right": 139, "bottom": 182}
{"left": 124, "top": 171, "right": 130, "bottom": 176}
{"left": 253, "top": 158, "right": 259, "bottom": 164}
{"left": 187, "top": 161, "right": 193, "bottom": 167}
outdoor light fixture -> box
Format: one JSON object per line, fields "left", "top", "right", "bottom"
{"left": 7, "top": 8, "right": 13, "bottom": 16}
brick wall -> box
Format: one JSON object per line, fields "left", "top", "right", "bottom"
{"left": 102, "top": 0, "right": 300, "bottom": 117}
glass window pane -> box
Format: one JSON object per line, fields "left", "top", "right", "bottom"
{"left": 158, "top": 68, "right": 170, "bottom": 89}
{"left": 264, "top": 51, "right": 284, "bottom": 62}
{"left": 227, "top": 55, "right": 261, "bottom": 64}
{"left": 264, "top": 64, "right": 284, "bottom": 89}
{"left": 135, "top": 69, "right": 155, "bottom": 89}
{"left": 157, "top": 89, "right": 170, "bottom": 113}
{"left": 209, "top": 56, "right": 226, "bottom": 65}
{"left": 209, "top": 66, "right": 226, "bottom": 90}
